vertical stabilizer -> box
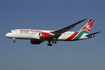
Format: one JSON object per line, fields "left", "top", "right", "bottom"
{"left": 79, "top": 19, "right": 94, "bottom": 33}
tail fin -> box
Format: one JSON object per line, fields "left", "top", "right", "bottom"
{"left": 78, "top": 19, "right": 94, "bottom": 33}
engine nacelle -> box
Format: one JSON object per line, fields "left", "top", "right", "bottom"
{"left": 39, "top": 32, "right": 51, "bottom": 39}
{"left": 30, "top": 39, "right": 43, "bottom": 44}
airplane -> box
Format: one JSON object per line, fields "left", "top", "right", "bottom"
{"left": 5, "top": 18, "right": 100, "bottom": 46}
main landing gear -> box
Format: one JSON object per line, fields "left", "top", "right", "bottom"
{"left": 47, "top": 41, "right": 52, "bottom": 46}
{"left": 47, "top": 43, "right": 52, "bottom": 46}
{"left": 47, "top": 40, "right": 57, "bottom": 46}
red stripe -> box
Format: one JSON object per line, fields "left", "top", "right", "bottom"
{"left": 66, "top": 32, "right": 78, "bottom": 41}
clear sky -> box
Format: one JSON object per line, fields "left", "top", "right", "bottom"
{"left": 0, "top": 0, "right": 105, "bottom": 70}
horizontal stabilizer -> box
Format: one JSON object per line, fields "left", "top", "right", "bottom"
{"left": 86, "top": 31, "right": 101, "bottom": 37}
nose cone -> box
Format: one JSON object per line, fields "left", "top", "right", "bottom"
{"left": 5, "top": 33, "right": 8, "bottom": 37}
{"left": 5, "top": 33, "right": 10, "bottom": 37}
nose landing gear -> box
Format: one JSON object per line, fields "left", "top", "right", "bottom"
{"left": 13, "top": 38, "right": 16, "bottom": 43}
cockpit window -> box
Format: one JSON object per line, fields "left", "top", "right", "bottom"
{"left": 8, "top": 31, "right": 12, "bottom": 33}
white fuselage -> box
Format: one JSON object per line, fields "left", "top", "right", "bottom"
{"left": 5, "top": 29, "right": 88, "bottom": 41}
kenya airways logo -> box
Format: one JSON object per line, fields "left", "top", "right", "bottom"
{"left": 85, "top": 24, "right": 91, "bottom": 31}
{"left": 81, "top": 19, "right": 94, "bottom": 32}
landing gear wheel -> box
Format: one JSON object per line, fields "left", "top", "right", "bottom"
{"left": 13, "top": 40, "right": 15, "bottom": 43}
{"left": 47, "top": 41, "right": 52, "bottom": 46}
{"left": 47, "top": 44, "right": 52, "bottom": 46}
{"left": 13, "top": 38, "right": 16, "bottom": 43}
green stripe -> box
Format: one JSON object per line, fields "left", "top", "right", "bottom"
{"left": 72, "top": 30, "right": 89, "bottom": 41}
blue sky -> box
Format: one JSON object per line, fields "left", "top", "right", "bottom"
{"left": 0, "top": 0, "right": 105, "bottom": 70}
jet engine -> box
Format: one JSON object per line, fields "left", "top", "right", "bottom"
{"left": 39, "top": 32, "right": 51, "bottom": 39}
{"left": 30, "top": 39, "right": 43, "bottom": 44}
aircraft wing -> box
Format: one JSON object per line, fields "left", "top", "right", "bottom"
{"left": 51, "top": 18, "right": 87, "bottom": 34}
